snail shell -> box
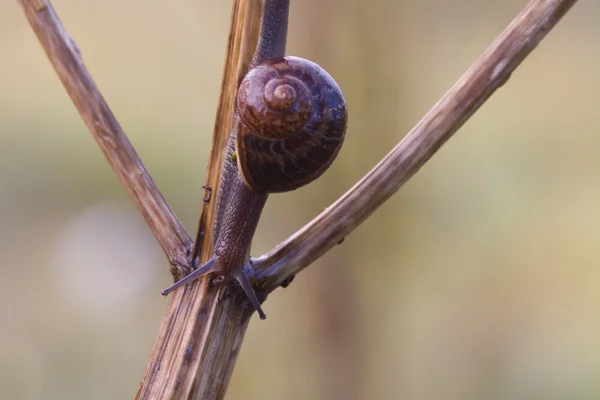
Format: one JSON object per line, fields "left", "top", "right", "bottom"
{"left": 236, "top": 56, "right": 347, "bottom": 193}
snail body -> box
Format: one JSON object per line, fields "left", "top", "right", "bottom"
{"left": 162, "top": 56, "right": 347, "bottom": 320}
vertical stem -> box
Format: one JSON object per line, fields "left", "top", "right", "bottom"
{"left": 139, "top": 1, "right": 291, "bottom": 398}
{"left": 137, "top": 1, "right": 265, "bottom": 399}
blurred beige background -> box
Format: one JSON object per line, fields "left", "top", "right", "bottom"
{"left": 1, "top": 0, "right": 600, "bottom": 399}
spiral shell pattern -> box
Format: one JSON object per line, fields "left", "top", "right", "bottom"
{"left": 236, "top": 56, "right": 347, "bottom": 193}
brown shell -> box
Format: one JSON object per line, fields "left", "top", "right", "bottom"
{"left": 236, "top": 56, "right": 347, "bottom": 193}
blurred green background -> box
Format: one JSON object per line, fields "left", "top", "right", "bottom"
{"left": 2, "top": 1, "right": 600, "bottom": 399}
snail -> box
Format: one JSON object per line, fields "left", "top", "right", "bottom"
{"left": 162, "top": 56, "right": 347, "bottom": 320}
{"left": 236, "top": 56, "right": 347, "bottom": 193}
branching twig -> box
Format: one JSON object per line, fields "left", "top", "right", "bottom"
{"left": 18, "top": 0, "right": 580, "bottom": 398}
{"left": 17, "top": 0, "right": 192, "bottom": 274}
{"left": 249, "top": 0, "right": 580, "bottom": 294}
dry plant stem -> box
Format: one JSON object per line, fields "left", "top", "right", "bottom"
{"left": 137, "top": 1, "right": 264, "bottom": 399}
{"left": 249, "top": 0, "right": 580, "bottom": 292}
{"left": 17, "top": 0, "right": 192, "bottom": 272}
{"left": 18, "top": 0, "right": 580, "bottom": 398}
{"left": 139, "top": 1, "right": 286, "bottom": 396}
{"left": 192, "top": 0, "right": 261, "bottom": 263}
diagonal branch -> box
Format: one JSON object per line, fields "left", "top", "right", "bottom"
{"left": 17, "top": 0, "right": 192, "bottom": 273}
{"left": 248, "top": 0, "right": 580, "bottom": 292}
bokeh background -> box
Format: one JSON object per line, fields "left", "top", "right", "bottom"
{"left": 1, "top": 0, "right": 600, "bottom": 399}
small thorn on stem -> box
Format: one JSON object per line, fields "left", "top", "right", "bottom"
{"left": 202, "top": 185, "right": 213, "bottom": 202}
{"left": 280, "top": 273, "right": 295, "bottom": 288}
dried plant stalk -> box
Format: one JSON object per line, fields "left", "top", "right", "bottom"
{"left": 17, "top": 0, "right": 580, "bottom": 398}
{"left": 136, "top": 1, "right": 263, "bottom": 398}
{"left": 192, "top": 0, "right": 261, "bottom": 264}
